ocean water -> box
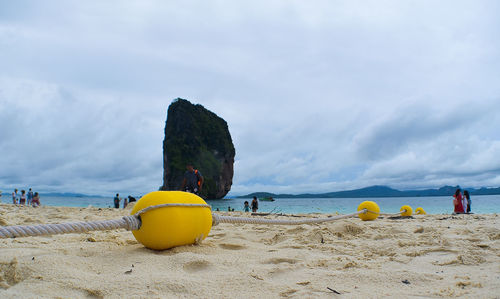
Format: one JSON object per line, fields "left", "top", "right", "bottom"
{"left": 5, "top": 194, "right": 498, "bottom": 215}
{"left": 206, "top": 195, "right": 500, "bottom": 215}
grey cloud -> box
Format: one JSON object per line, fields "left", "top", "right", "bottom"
{"left": 353, "top": 101, "right": 464, "bottom": 160}
{"left": 0, "top": 78, "right": 163, "bottom": 195}
{"left": 1, "top": 1, "right": 500, "bottom": 196}
{"left": 357, "top": 101, "right": 500, "bottom": 189}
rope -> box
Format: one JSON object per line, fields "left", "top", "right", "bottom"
{"left": 0, "top": 216, "right": 140, "bottom": 239}
{"left": 212, "top": 210, "right": 366, "bottom": 226}
{"left": 133, "top": 203, "right": 211, "bottom": 217}
{"left": 364, "top": 209, "right": 407, "bottom": 216}
{"left": 0, "top": 203, "right": 212, "bottom": 239}
{"left": 0, "top": 203, "right": 372, "bottom": 239}
{"left": 378, "top": 210, "right": 407, "bottom": 216}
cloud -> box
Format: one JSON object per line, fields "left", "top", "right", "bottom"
{"left": 355, "top": 99, "right": 500, "bottom": 189}
{"left": 1, "top": 1, "right": 499, "bottom": 196}
{"left": 0, "top": 77, "right": 164, "bottom": 195}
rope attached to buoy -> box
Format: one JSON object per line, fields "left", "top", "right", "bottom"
{"left": 0, "top": 203, "right": 212, "bottom": 239}
{"left": 212, "top": 210, "right": 366, "bottom": 226}
{"left": 0, "top": 216, "right": 140, "bottom": 239}
{"left": 0, "top": 190, "right": 425, "bottom": 251}
{"left": 0, "top": 206, "right": 366, "bottom": 239}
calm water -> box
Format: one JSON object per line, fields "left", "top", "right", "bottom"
{"left": 207, "top": 195, "right": 500, "bottom": 215}
{"left": 6, "top": 194, "right": 498, "bottom": 214}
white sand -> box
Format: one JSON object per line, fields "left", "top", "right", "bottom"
{"left": 0, "top": 203, "right": 499, "bottom": 298}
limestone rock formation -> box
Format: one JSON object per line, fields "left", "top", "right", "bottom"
{"left": 161, "top": 98, "right": 235, "bottom": 199}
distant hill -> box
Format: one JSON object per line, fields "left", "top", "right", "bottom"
{"left": 237, "top": 185, "right": 500, "bottom": 198}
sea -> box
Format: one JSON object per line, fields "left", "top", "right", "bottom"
{"left": 3, "top": 194, "right": 499, "bottom": 215}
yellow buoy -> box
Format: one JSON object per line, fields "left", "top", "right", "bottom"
{"left": 131, "top": 191, "right": 212, "bottom": 250}
{"left": 400, "top": 205, "right": 413, "bottom": 216}
{"left": 357, "top": 201, "right": 380, "bottom": 221}
{"left": 415, "top": 207, "right": 426, "bottom": 215}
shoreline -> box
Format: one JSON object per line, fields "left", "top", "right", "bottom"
{"left": 1, "top": 202, "right": 499, "bottom": 216}
{"left": 0, "top": 204, "right": 499, "bottom": 298}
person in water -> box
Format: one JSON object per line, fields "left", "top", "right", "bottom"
{"left": 180, "top": 163, "right": 204, "bottom": 195}
{"left": 453, "top": 188, "right": 465, "bottom": 214}
{"left": 251, "top": 196, "right": 258, "bottom": 213}
{"left": 243, "top": 201, "right": 250, "bottom": 212}
{"left": 463, "top": 190, "right": 471, "bottom": 213}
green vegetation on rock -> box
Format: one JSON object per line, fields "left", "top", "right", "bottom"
{"left": 161, "top": 98, "right": 235, "bottom": 199}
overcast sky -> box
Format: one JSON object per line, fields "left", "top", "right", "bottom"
{"left": 1, "top": 1, "right": 499, "bottom": 196}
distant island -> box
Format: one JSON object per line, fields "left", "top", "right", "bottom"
{"left": 237, "top": 185, "right": 500, "bottom": 199}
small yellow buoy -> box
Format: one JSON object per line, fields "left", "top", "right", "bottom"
{"left": 415, "top": 207, "right": 426, "bottom": 215}
{"left": 357, "top": 201, "right": 380, "bottom": 221}
{"left": 400, "top": 205, "right": 413, "bottom": 216}
{"left": 131, "top": 191, "right": 212, "bottom": 250}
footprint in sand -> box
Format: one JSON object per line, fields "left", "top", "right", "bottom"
{"left": 183, "top": 260, "right": 212, "bottom": 273}
{"left": 218, "top": 243, "right": 246, "bottom": 250}
{"left": 286, "top": 226, "right": 307, "bottom": 234}
{"left": 211, "top": 233, "right": 227, "bottom": 239}
{"left": 264, "top": 233, "right": 288, "bottom": 245}
{"left": 0, "top": 257, "right": 26, "bottom": 289}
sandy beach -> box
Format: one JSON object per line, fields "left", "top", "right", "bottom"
{"left": 0, "top": 203, "right": 499, "bottom": 298}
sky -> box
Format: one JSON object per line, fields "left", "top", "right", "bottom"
{"left": 1, "top": 1, "right": 499, "bottom": 197}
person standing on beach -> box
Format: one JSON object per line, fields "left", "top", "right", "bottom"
{"left": 463, "top": 190, "right": 471, "bottom": 213}
{"left": 31, "top": 192, "right": 40, "bottom": 207}
{"left": 20, "top": 190, "right": 26, "bottom": 205}
{"left": 12, "top": 189, "right": 18, "bottom": 204}
{"left": 27, "top": 188, "right": 34, "bottom": 206}
{"left": 114, "top": 193, "right": 120, "bottom": 209}
{"left": 123, "top": 196, "right": 128, "bottom": 209}
{"left": 453, "top": 189, "right": 465, "bottom": 214}
{"left": 180, "top": 163, "right": 204, "bottom": 195}
{"left": 251, "top": 196, "right": 258, "bottom": 213}
{"left": 244, "top": 201, "right": 250, "bottom": 212}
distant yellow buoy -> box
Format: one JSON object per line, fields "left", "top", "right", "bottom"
{"left": 130, "top": 191, "right": 212, "bottom": 250}
{"left": 400, "top": 205, "right": 413, "bottom": 216}
{"left": 415, "top": 207, "right": 426, "bottom": 215}
{"left": 357, "top": 201, "right": 380, "bottom": 221}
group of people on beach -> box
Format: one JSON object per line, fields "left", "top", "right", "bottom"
{"left": 113, "top": 193, "right": 136, "bottom": 209}
{"left": 453, "top": 188, "right": 471, "bottom": 214}
{"left": 243, "top": 197, "right": 259, "bottom": 213}
{"left": 5, "top": 188, "right": 41, "bottom": 207}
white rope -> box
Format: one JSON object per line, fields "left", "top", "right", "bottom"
{"left": 133, "top": 203, "right": 211, "bottom": 217}
{"left": 0, "top": 203, "right": 375, "bottom": 239}
{"left": 212, "top": 210, "right": 366, "bottom": 226}
{"left": 378, "top": 210, "right": 408, "bottom": 216}
{"left": 0, "top": 216, "right": 140, "bottom": 239}
{"left": 0, "top": 203, "right": 212, "bottom": 239}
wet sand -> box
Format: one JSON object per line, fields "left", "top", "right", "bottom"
{"left": 0, "top": 203, "right": 499, "bottom": 298}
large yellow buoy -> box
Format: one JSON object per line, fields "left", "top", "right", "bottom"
{"left": 400, "top": 205, "right": 413, "bottom": 216}
{"left": 415, "top": 207, "right": 426, "bottom": 215}
{"left": 131, "top": 191, "right": 212, "bottom": 250}
{"left": 357, "top": 201, "right": 380, "bottom": 221}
